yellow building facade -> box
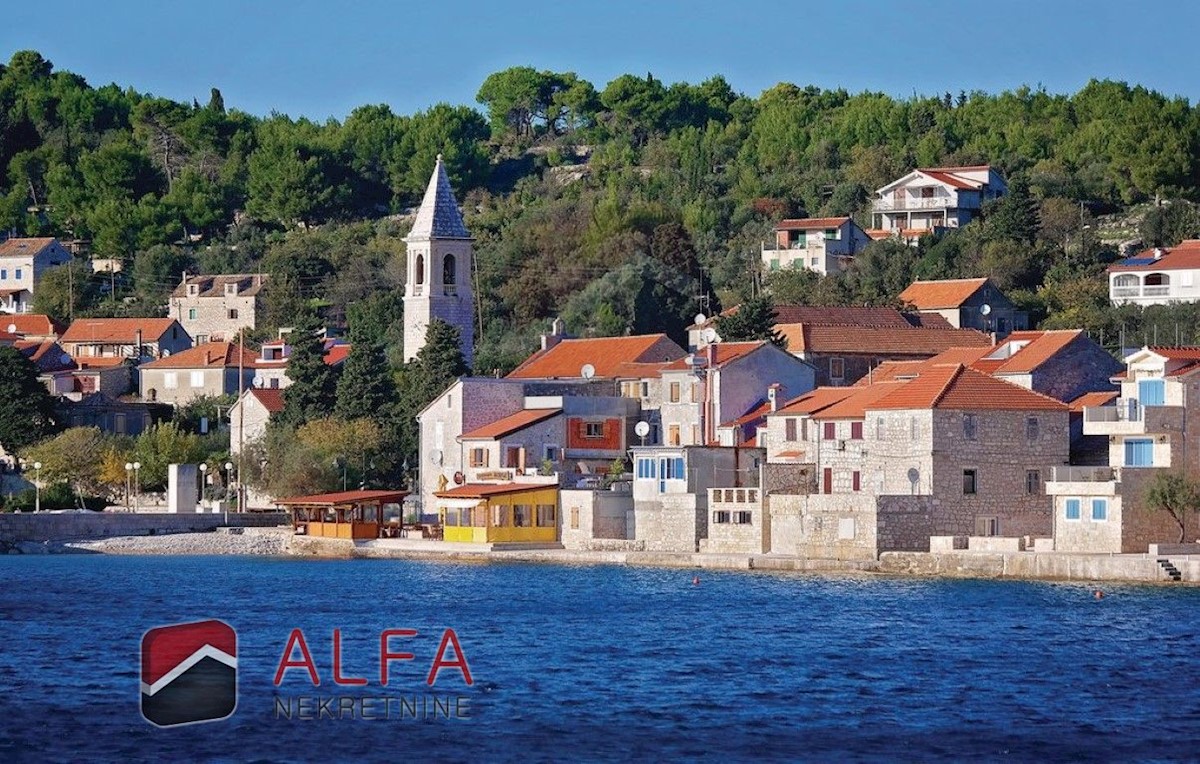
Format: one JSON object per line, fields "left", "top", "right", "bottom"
{"left": 434, "top": 483, "right": 559, "bottom": 544}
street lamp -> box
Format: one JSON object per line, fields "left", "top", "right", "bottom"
{"left": 199, "top": 463, "right": 209, "bottom": 512}
{"left": 132, "top": 462, "right": 141, "bottom": 511}
{"left": 125, "top": 462, "right": 133, "bottom": 511}
{"left": 224, "top": 462, "right": 235, "bottom": 524}
{"left": 33, "top": 462, "right": 41, "bottom": 512}
{"left": 333, "top": 457, "right": 347, "bottom": 491}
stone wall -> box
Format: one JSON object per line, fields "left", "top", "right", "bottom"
{"left": 764, "top": 462, "right": 816, "bottom": 495}
{"left": 560, "top": 489, "right": 631, "bottom": 550}
{"left": 0, "top": 511, "right": 288, "bottom": 544}
{"left": 170, "top": 292, "right": 261, "bottom": 342}
{"left": 703, "top": 488, "right": 768, "bottom": 554}
{"left": 630, "top": 493, "right": 703, "bottom": 552}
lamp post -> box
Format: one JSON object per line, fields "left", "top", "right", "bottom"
{"left": 224, "top": 461, "right": 234, "bottom": 525}
{"left": 33, "top": 461, "right": 41, "bottom": 512}
{"left": 132, "top": 461, "right": 141, "bottom": 511}
{"left": 333, "top": 457, "right": 347, "bottom": 491}
{"left": 199, "top": 463, "right": 209, "bottom": 513}
{"left": 124, "top": 462, "right": 133, "bottom": 511}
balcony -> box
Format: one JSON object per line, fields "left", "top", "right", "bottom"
{"left": 1110, "top": 284, "right": 1179, "bottom": 302}
{"left": 873, "top": 196, "right": 958, "bottom": 212}
{"left": 1045, "top": 466, "right": 1120, "bottom": 496}
{"left": 1083, "top": 401, "right": 1182, "bottom": 436}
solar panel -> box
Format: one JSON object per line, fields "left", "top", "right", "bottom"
{"left": 1119, "top": 258, "right": 1155, "bottom": 266}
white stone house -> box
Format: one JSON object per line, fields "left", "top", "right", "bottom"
{"left": 251, "top": 334, "right": 351, "bottom": 389}
{"left": 230, "top": 388, "right": 284, "bottom": 456}
{"left": 871, "top": 165, "right": 1007, "bottom": 234}
{"left": 1046, "top": 346, "right": 1200, "bottom": 552}
{"left": 1107, "top": 240, "right": 1200, "bottom": 307}
{"left": 761, "top": 217, "right": 870, "bottom": 275}
{"left": 59, "top": 318, "right": 191, "bottom": 361}
{"left": 0, "top": 237, "right": 73, "bottom": 313}
{"left": 170, "top": 273, "right": 267, "bottom": 343}
{"left": 139, "top": 341, "right": 258, "bottom": 406}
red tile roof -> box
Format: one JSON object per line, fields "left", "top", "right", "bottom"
{"left": 812, "top": 382, "right": 909, "bottom": 419}
{"left": 775, "top": 217, "right": 852, "bottom": 231}
{"left": 73, "top": 356, "right": 130, "bottom": 369}
{"left": 772, "top": 387, "right": 858, "bottom": 416}
{"left": 140, "top": 341, "right": 259, "bottom": 370}
{"left": 779, "top": 324, "right": 991, "bottom": 355}
{"left": 898, "top": 278, "right": 990, "bottom": 309}
{"left": 692, "top": 304, "right": 916, "bottom": 330}
{"left": 0, "top": 314, "right": 63, "bottom": 337}
{"left": 61, "top": 318, "right": 182, "bottom": 344}
{"left": 919, "top": 169, "right": 980, "bottom": 190}
{"left": 1069, "top": 391, "right": 1119, "bottom": 412}
{"left": 1146, "top": 345, "right": 1200, "bottom": 361}
{"left": 853, "top": 360, "right": 928, "bottom": 385}
{"left": 985, "top": 331, "right": 1082, "bottom": 375}
{"left": 323, "top": 342, "right": 351, "bottom": 366}
{"left": 507, "top": 334, "right": 686, "bottom": 379}
{"left": 870, "top": 365, "right": 1067, "bottom": 412}
{"left": 249, "top": 388, "right": 285, "bottom": 413}
{"left": 171, "top": 273, "right": 267, "bottom": 298}
{"left": 276, "top": 489, "right": 408, "bottom": 506}
{"left": 724, "top": 400, "right": 772, "bottom": 428}
{"left": 662, "top": 341, "right": 765, "bottom": 371}
{"left": 435, "top": 483, "right": 554, "bottom": 499}
{"left": 0, "top": 237, "right": 58, "bottom": 259}
{"left": 461, "top": 408, "right": 561, "bottom": 440}
{"left": 1108, "top": 240, "right": 1200, "bottom": 272}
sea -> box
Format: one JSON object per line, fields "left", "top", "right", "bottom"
{"left": 0, "top": 555, "right": 1197, "bottom": 762}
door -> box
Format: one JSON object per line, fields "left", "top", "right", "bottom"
{"left": 822, "top": 468, "right": 832, "bottom": 494}
{"left": 1138, "top": 379, "right": 1165, "bottom": 407}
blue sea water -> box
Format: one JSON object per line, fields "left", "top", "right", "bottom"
{"left": 1, "top": 555, "right": 1198, "bottom": 763}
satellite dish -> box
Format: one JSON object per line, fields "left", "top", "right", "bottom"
{"left": 252, "top": 375, "right": 265, "bottom": 388}
{"left": 702, "top": 328, "right": 718, "bottom": 343}
{"left": 161, "top": 349, "right": 170, "bottom": 357}
{"left": 694, "top": 313, "right": 707, "bottom": 327}
{"left": 980, "top": 304, "right": 992, "bottom": 316}
{"left": 907, "top": 468, "right": 920, "bottom": 486}
{"left": 580, "top": 363, "right": 596, "bottom": 380}
{"left": 59, "top": 353, "right": 72, "bottom": 365}
{"left": 6, "top": 324, "right": 15, "bottom": 334}
{"left": 635, "top": 421, "right": 650, "bottom": 438}
{"left": 430, "top": 449, "right": 443, "bottom": 466}
{"left": 453, "top": 471, "right": 465, "bottom": 485}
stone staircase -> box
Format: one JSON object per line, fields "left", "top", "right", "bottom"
{"left": 1156, "top": 558, "right": 1183, "bottom": 582}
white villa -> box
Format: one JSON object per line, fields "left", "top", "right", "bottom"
{"left": 761, "top": 217, "right": 871, "bottom": 275}
{"left": 871, "top": 165, "right": 1007, "bottom": 235}
{"left": 1108, "top": 240, "right": 1200, "bottom": 306}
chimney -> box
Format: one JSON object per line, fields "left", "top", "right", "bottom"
{"left": 1154, "top": 247, "right": 1164, "bottom": 259}
{"left": 135, "top": 329, "right": 143, "bottom": 360}
{"left": 706, "top": 342, "right": 717, "bottom": 368}
{"left": 767, "top": 383, "right": 781, "bottom": 412}
{"left": 181, "top": 270, "right": 188, "bottom": 285}
{"left": 540, "top": 317, "right": 566, "bottom": 352}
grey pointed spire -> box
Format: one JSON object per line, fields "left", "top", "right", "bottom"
{"left": 406, "top": 154, "right": 471, "bottom": 240}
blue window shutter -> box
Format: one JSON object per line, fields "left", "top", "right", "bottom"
{"left": 1092, "top": 499, "right": 1107, "bottom": 520}
{"left": 1065, "top": 499, "right": 1080, "bottom": 520}
{"left": 1138, "top": 380, "right": 1165, "bottom": 406}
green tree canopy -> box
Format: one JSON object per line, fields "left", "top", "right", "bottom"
{"left": 1144, "top": 471, "right": 1200, "bottom": 544}
{"left": 0, "top": 345, "right": 57, "bottom": 451}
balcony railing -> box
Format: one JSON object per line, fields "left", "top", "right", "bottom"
{"left": 1084, "top": 400, "right": 1141, "bottom": 422}
{"left": 873, "top": 196, "right": 958, "bottom": 212}
{"left": 1049, "top": 466, "right": 1116, "bottom": 483}
{"left": 1112, "top": 285, "right": 1176, "bottom": 299}
{"left": 1143, "top": 285, "right": 1171, "bottom": 296}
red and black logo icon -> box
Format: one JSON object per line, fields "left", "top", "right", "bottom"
{"left": 140, "top": 619, "right": 237, "bottom": 727}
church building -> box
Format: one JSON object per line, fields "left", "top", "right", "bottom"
{"left": 403, "top": 155, "right": 475, "bottom": 368}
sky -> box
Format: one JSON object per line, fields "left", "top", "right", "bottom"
{"left": 5, "top": 0, "right": 1200, "bottom": 121}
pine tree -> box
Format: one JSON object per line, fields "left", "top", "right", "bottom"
{"left": 279, "top": 315, "right": 339, "bottom": 427}
{"left": 0, "top": 346, "right": 57, "bottom": 451}
{"left": 393, "top": 320, "right": 469, "bottom": 465}
{"left": 715, "top": 296, "right": 787, "bottom": 349}
{"left": 335, "top": 340, "right": 397, "bottom": 422}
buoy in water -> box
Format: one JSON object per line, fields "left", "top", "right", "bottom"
{"left": 692, "top": 576, "right": 700, "bottom": 586}
{"left": 1094, "top": 589, "right": 1104, "bottom": 600}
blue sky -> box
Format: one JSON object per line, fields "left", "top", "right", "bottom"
{"left": 5, "top": 1, "right": 1199, "bottom": 120}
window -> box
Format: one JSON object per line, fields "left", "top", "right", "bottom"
{"left": 852, "top": 471, "right": 861, "bottom": 492}
{"left": 829, "top": 357, "right": 845, "bottom": 381}
{"left": 584, "top": 422, "right": 604, "bottom": 438}
{"left": 505, "top": 446, "right": 522, "bottom": 468}
{"left": 691, "top": 424, "right": 700, "bottom": 445}
{"left": 690, "top": 383, "right": 700, "bottom": 404}
{"left": 823, "top": 422, "right": 836, "bottom": 440}
{"left": 636, "top": 458, "right": 656, "bottom": 479}
{"left": 1091, "top": 499, "right": 1108, "bottom": 521}
{"left": 785, "top": 418, "right": 797, "bottom": 441}
{"left": 227, "top": 309, "right": 239, "bottom": 320}
{"left": 822, "top": 467, "right": 832, "bottom": 494}
{"left": 1026, "top": 417, "right": 1039, "bottom": 440}
{"left": 188, "top": 308, "right": 197, "bottom": 320}
{"left": 733, "top": 511, "right": 752, "bottom": 525}
{"left": 536, "top": 504, "right": 556, "bottom": 527}
{"left": 543, "top": 445, "right": 559, "bottom": 462}
{"left": 164, "top": 372, "right": 178, "bottom": 389}
{"left": 669, "top": 382, "right": 681, "bottom": 403}
{"left": 469, "top": 448, "right": 488, "bottom": 468}
{"left": 975, "top": 517, "right": 999, "bottom": 536}
{"left": 570, "top": 506, "right": 580, "bottom": 529}
{"left": 188, "top": 284, "right": 198, "bottom": 296}
{"left": 1065, "top": 498, "right": 1081, "bottom": 520}
{"left": 769, "top": 259, "right": 779, "bottom": 271}
{"left": 875, "top": 418, "right": 884, "bottom": 439}
{"left": 963, "top": 414, "right": 977, "bottom": 440}
{"left": 442, "top": 255, "right": 457, "bottom": 296}
{"left": 1138, "top": 379, "right": 1165, "bottom": 407}
{"left": 668, "top": 424, "right": 681, "bottom": 446}
{"left": 824, "top": 228, "right": 838, "bottom": 240}
{"left": 1124, "top": 438, "right": 1154, "bottom": 467}
{"left": 850, "top": 422, "right": 863, "bottom": 440}
{"left": 663, "top": 457, "right": 686, "bottom": 480}
{"left": 190, "top": 371, "right": 204, "bottom": 388}
{"left": 415, "top": 254, "right": 425, "bottom": 285}
{"left": 0, "top": 269, "right": 6, "bottom": 279}
{"left": 810, "top": 257, "right": 818, "bottom": 267}
{"left": 962, "top": 469, "right": 977, "bottom": 495}
{"left": 492, "top": 505, "right": 508, "bottom": 527}
{"left": 1025, "top": 470, "right": 1041, "bottom": 495}
{"left": 712, "top": 510, "right": 731, "bottom": 524}
{"left": 514, "top": 505, "right": 532, "bottom": 527}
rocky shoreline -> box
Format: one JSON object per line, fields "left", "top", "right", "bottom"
{"left": 53, "top": 527, "right": 292, "bottom": 556}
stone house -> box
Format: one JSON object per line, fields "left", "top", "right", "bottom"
{"left": 871, "top": 165, "right": 1007, "bottom": 234}
{"left": 251, "top": 334, "right": 352, "bottom": 389}
{"left": 629, "top": 445, "right": 764, "bottom": 553}
{"left": 898, "top": 277, "right": 1027, "bottom": 336}
{"left": 138, "top": 341, "right": 258, "bottom": 406}
{"left": 1046, "top": 346, "right": 1200, "bottom": 552}
{"left": 559, "top": 486, "right": 633, "bottom": 550}
{"left": 0, "top": 237, "right": 73, "bottom": 313}
{"left": 1107, "top": 240, "right": 1200, "bottom": 307}
{"left": 59, "top": 318, "right": 191, "bottom": 361}
{"left": 58, "top": 393, "right": 171, "bottom": 436}
{"left": 170, "top": 273, "right": 267, "bottom": 343}
{"left": 1, "top": 313, "right": 63, "bottom": 341}
{"left": 655, "top": 341, "right": 815, "bottom": 448}
{"left": 230, "top": 388, "right": 284, "bottom": 456}
{"left": 760, "top": 217, "right": 871, "bottom": 275}
{"left": 14, "top": 339, "right": 75, "bottom": 394}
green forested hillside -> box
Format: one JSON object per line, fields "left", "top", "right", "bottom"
{"left": 5, "top": 51, "right": 1200, "bottom": 367}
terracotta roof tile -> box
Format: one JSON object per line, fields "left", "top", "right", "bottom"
{"left": 775, "top": 217, "right": 851, "bottom": 231}
{"left": 898, "top": 278, "right": 990, "bottom": 309}
{"left": 1146, "top": 345, "right": 1200, "bottom": 361}
{"left": 1069, "top": 391, "right": 1119, "bottom": 412}
{"left": 0, "top": 237, "right": 57, "bottom": 258}
{"left": 462, "top": 408, "right": 561, "bottom": 440}
{"left": 918, "top": 169, "right": 980, "bottom": 190}
{"left": 1109, "top": 241, "right": 1200, "bottom": 272}
{"left": 140, "top": 341, "right": 259, "bottom": 369}
{"left": 778, "top": 324, "right": 991, "bottom": 355}
{"left": 14, "top": 340, "right": 73, "bottom": 372}
{"left": 0, "top": 314, "right": 63, "bottom": 337}
{"left": 662, "top": 341, "right": 764, "bottom": 372}
{"left": 276, "top": 489, "right": 408, "bottom": 506}
{"left": 870, "top": 365, "right": 1067, "bottom": 412}
{"left": 812, "top": 382, "right": 909, "bottom": 419}
{"left": 323, "top": 342, "right": 351, "bottom": 366}
{"left": 987, "top": 331, "right": 1082, "bottom": 375}
{"left": 692, "top": 304, "right": 914, "bottom": 330}
{"left": 853, "top": 360, "right": 928, "bottom": 385}
{"left": 771, "top": 387, "right": 858, "bottom": 416}
{"left": 171, "top": 273, "right": 267, "bottom": 298}
{"left": 249, "top": 388, "right": 285, "bottom": 413}
{"left": 61, "top": 318, "right": 183, "bottom": 344}
{"left": 507, "top": 334, "right": 686, "bottom": 379}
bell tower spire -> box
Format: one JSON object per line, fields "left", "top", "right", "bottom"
{"left": 403, "top": 154, "right": 475, "bottom": 367}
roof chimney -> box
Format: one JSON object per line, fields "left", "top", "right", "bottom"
{"left": 767, "top": 383, "right": 781, "bottom": 412}
{"left": 706, "top": 342, "right": 717, "bottom": 369}
{"left": 540, "top": 317, "right": 566, "bottom": 352}
{"left": 1154, "top": 247, "right": 1164, "bottom": 259}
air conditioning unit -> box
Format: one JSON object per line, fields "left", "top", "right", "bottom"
{"left": 837, "top": 440, "right": 847, "bottom": 451}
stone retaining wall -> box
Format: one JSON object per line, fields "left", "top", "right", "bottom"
{"left": 880, "top": 551, "right": 1197, "bottom": 582}
{"left": 0, "top": 511, "right": 288, "bottom": 543}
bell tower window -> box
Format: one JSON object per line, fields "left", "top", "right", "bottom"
{"left": 443, "top": 254, "right": 457, "bottom": 296}
{"left": 414, "top": 253, "right": 425, "bottom": 295}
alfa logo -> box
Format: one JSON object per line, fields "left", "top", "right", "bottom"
{"left": 140, "top": 619, "right": 237, "bottom": 727}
